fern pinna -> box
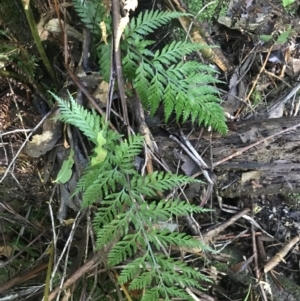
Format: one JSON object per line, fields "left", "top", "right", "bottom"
{"left": 53, "top": 93, "right": 212, "bottom": 301}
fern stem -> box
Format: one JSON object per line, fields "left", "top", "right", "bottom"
{"left": 128, "top": 191, "right": 170, "bottom": 299}
{"left": 112, "top": 0, "right": 130, "bottom": 132}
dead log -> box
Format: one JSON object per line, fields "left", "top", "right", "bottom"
{"left": 155, "top": 116, "right": 300, "bottom": 198}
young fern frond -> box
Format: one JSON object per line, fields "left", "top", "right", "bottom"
{"left": 54, "top": 94, "right": 213, "bottom": 301}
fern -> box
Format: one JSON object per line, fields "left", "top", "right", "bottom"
{"left": 122, "top": 10, "right": 227, "bottom": 134}
{"left": 73, "top": 2, "right": 227, "bottom": 132}
{"left": 72, "top": 0, "right": 110, "bottom": 36}
{"left": 97, "top": 43, "right": 111, "bottom": 82}
{"left": 124, "top": 10, "right": 189, "bottom": 42}
{"left": 54, "top": 94, "right": 214, "bottom": 301}
{"left": 73, "top": 0, "right": 112, "bottom": 80}
{"left": 50, "top": 91, "right": 105, "bottom": 144}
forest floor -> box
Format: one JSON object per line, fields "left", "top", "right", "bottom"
{"left": 1, "top": 0, "right": 300, "bottom": 300}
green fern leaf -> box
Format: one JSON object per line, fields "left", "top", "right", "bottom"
{"left": 144, "top": 172, "right": 195, "bottom": 193}
{"left": 52, "top": 92, "right": 104, "bottom": 143}
{"left": 135, "top": 40, "right": 156, "bottom": 56}
{"left": 141, "top": 288, "right": 160, "bottom": 301}
{"left": 140, "top": 199, "right": 208, "bottom": 222}
{"left": 122, "top": 50, "right": 140, "bottom": 78}
{"left": 129, "top": 270, "right": 155, "bottom": 290}
{"left": 163, "top": 82, "right": 176, "bottom": 121}
{"left": 123, "top": 10, "right": 228, "bottom": 133}
{"left": 153, "top": 41, "right": 206, "bottom": 66}
{"left": 82, "top": 169, "right": 121, "bottom": 206}
{"left": 125, "top": 10, "right": 189, "bottom": 42}
{"left": 108, "top": 233, "right": 141, "bottom": 266}
{"left": 147, "top": 72, "right": 164, "bottom": 116}
{"left": 147, "top": 229, "right": 206, "bottom": 251}
{"left": 173, "top": 90, "right": 186, "bottom": 122}
{"left": 156, "top": 255, "right": 211, "bottom": 285}
{"left": 73, "top": 0, "right": 107, "bottom": 35}
{"left": 93, "top": 214, "right": 131, "bottom": 248}
{"left": 54, "top": 9, "right": 223, "bottom": 298}
{"left": 134, "top": 63, "right": 151, "bottom": 107}
{"left": 118, "top": 256, "right": 148, "bottom": 284}
{"left": 155, "top": 287, "right": 191, "bottom": 301}
{"left": 98, "top": 43, "right": 111, "bottom": 82}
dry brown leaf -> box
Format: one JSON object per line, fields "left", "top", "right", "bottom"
{"left": 100, "top": 21, "right": 108, "bottom": 44}
{"left": 42, "top": 19, "right": 83, "bottom": 41}
{"left": 63, "top": 218, "right": 75, "bottom": 226}
{"left": 241, "top": 171, "right": 261, "bottom": 184}
{"left": 0, "top": 245, "right": 13, "bottom": 258}
{"left": 102, "top": 0, "right": 112, "bottom": 15}
{"left": 287, "top": 58, "right": 300, "bottom": 77}
{"left": 92, "top": 81, "right": 110, "bottom": 105}
{"left": 25, "top": 109, "right": 62, "bottom": 157}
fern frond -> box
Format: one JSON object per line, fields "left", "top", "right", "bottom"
{"left": 163, "top": 82, "right": 177, "bottom": 121}
{"left": 113, "top": 135, "right": 144, "bottom": 171}
{"left": 104, "top": 130, "right": 124, "bottom": 149}
{"left": 98, "top": 43, "right": 111, "bottom": 82}
{"left": 52, "top": 92, "right": 104, "bottom": 143}
{"left": 118, "top": 255, "right": 148, "bottom": 284}
{"left": 73, "top": 0, "right": 108, "bottom": 35}
{"left": 156, "top": 255, "right": 210, "bottom": 283}
{"left": 75, "top": 164, "right": 103, "bottom": 195}
{"left": 82, "top": 169, "right": 124, "bottom": 206}
{"left": 108, "top": 232, "right": 141, "bottom": 266}
{"left": 134, "top": 62, "right": 151, "bottom": 106}
{"left": 160, "top": 270, "right": 201, "bottom": 289}
{"left": 96, "top": 216, "right": 133, "bottom": 250}
{"left": 135, "top": 40, "right": 156, "bottom": 56}
{"left": 124, "top": 10, "right": 227, "bottom": 133}
{"left": 133, "top": 56, "right": 227, "bottom": 133}
{"left": 128, "top": 269, "right": 155, "bottom": 290}
{"left": 125, "top": 10, "right": 189, "bottom": 42}
{"left": 126, "top": 255, "right": 210, "bottom": 300}
{"left": 168, "top": 61, "right": 219, "bottom": 75}
{"left": 141, "top": 288, "right": 160, "bottom": 301}
{"left": 93, "top": 205, "right": 118, "bottom": 229}
{"left": 55, "top": 8, "right": 220, "bottom": 298}
{"left": 140, "top": 199, "right": 208, "bottom": 222}
{"left": 131, "top": 171, "right": 196, "bottom": 197}
{"left": 122, "top": 50, "right": 140, "bottom": 78}
{"left": 147, "top": 229, "right": 205, "bottom": 251}
{"left": 153, "top": 41, "right": 206, "bottom": 66}
{"left": 147, "top": 71, "right": 164, "bottom": 115}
